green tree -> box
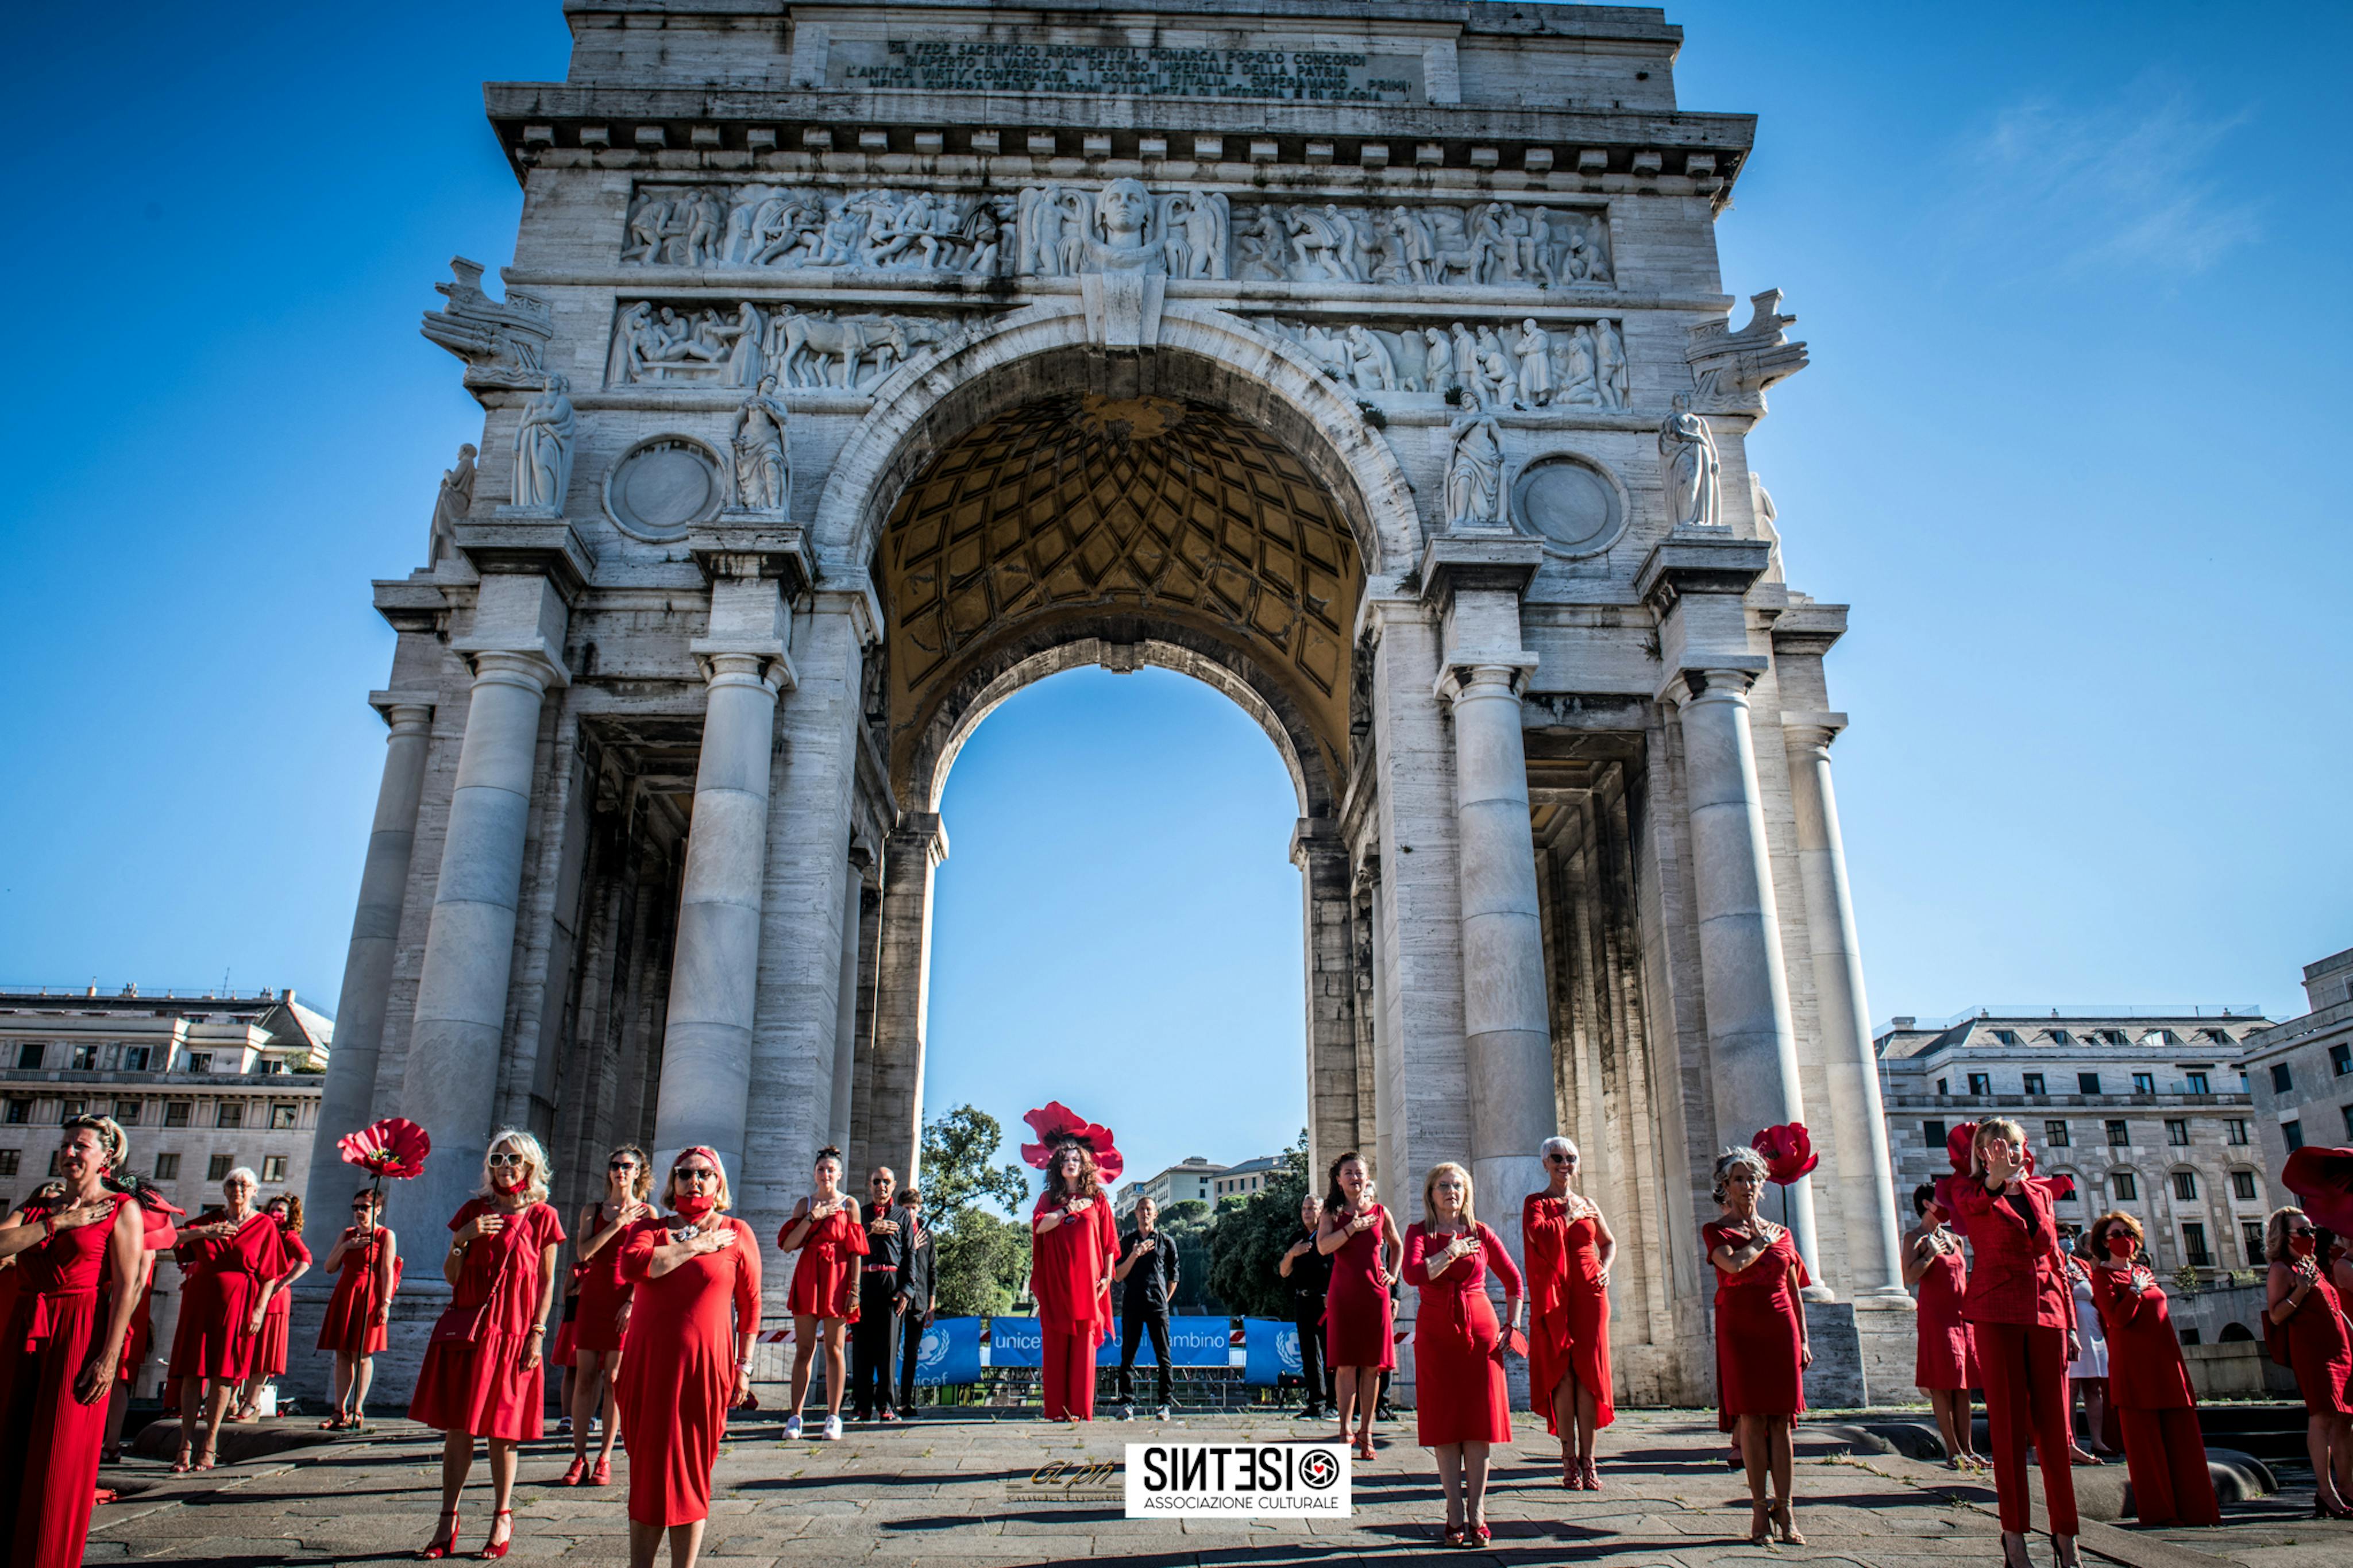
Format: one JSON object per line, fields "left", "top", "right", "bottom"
{"left": 1206, "top": 1130, "right": 1312, "bottom": 1318}
{"left": 1150, "top": 1198, "right": 1222, "bottom": 1314}
{"left": 932, "top": 1210, "right": 1030, "bottom": 1317}
{"left": 919, "top": 1104, "right": 1033, "bottom": 1316}
{"left": 2172, "top": 1262, "right": 2202, "bottom": 1297}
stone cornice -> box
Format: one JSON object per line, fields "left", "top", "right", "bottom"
{"left": 686, "top": 517, "right": 812, "bottom": 598}
{"left": 1768, "top": 599, "right": 1849, "bottom": 659}
{"left": 1417, "top": 532, "right": 1545, "bottom": 608}
{"left": 1632, "top": 527, "right": 1770, "bottom": 615}
{"left": 453, "top": 516, "right": 599, "bottom": 604}
{"left": 372, "top": 578, "right": 451, "bottom": 636}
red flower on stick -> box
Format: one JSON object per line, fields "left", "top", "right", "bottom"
{"left": 2282, "top": 1145, "right": 2353, "bottom": 1235}
{"left": 338, "top": 1118, "right": 431, "bottom": 1181}
{"left": 1750, "top": 1122, "right": 1819, "bottom": 1185}
{"left": 1020, "top": 1101, "right": 1124, "bottom": 1184}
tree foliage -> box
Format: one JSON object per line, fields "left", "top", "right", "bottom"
{"left": 1205, "top": 1130, "right": 1312, "bottom": 1318}
{"left": 919, "top": 1104, "right": 1034, "bottom": 1316}
{"left": 1150, "top": 1199, "right": 1222, "bottom": 1314}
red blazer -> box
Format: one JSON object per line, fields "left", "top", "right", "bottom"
{"left": 1949, "top": 1177, "right": 2076, "bottom": 1331}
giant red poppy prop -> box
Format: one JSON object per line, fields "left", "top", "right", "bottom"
{"left": 1750, "top": 1123, "right": 1819, "bottom": 1185}
{"left": 2283, "top": 1145, "right": 2353, "bottom": 1235}
{"left": 1933, "top": 1121, "right": 1981, "bottom": 1237}
{"left": 1020, "top": 1101, "right": 1124, "bottom": 1184}
{"left": 338, "top": 1118, "right": 431, "bottom": 1181}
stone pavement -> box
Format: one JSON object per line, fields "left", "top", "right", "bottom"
{"left": 86, "top": 1407, "right": 2353, "bottom": 1567}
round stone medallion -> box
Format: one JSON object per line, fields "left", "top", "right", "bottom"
{"left": 1511, "top": 455, "right": 1624, "bottom": 557}
{"left": 604, "top": 437, "right": 722, "bottom": 539}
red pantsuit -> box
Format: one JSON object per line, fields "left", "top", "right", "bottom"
{"left": 2088, "top": 1262, "right": 2217, "bottom": 1525}
{"left": 1522, "top": 1194, "right": 1614, "bottom": 1433}
{"left": 1950, "top": 1179, "right": 2080, "bottom": 1535}
{"left": 614, "top": 1216, "right": 761, "bottom": 1528}
{"left": 1031, "top": 1192, "right": 1118, "bottom": 1420}
{"left": 0, "top": 1194, "right": 134, "bottom": 1568}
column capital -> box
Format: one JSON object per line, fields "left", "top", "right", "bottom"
{"left": 689, "top": 639, "right": 796, "bottom": 692}
{"left": 889, "top": 810, "right": 949, "bottom": 867}
{"left": 1435, "top": 651, "right": 1540, "bottom": 706}
{"left": 453, "top": 639, "right": 570, "bottom": 691}
{"left": 1672, "top": 665, "right": 1762, "bottom": 705}
{"left": 1779, "top": 709, "right": 1850, "bottom": 752}
{"left": 1417, "top": 533, "right": 1545, "bottom": 609}
{"left": 1289, "top": 816, "right": 1346, "bottom": 870}
{"left": 367, "top": 690, "right": 438, "bottom": 735}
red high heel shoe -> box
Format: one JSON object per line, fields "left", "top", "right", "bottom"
{"left": 558, "top": 1457, "right": 586, "bottom": 1486}
{"left": 477, "top": 1508, "right": 513, "bottom": 1561}
{"left": 590, "top": 1458, "right": 611, "bottom": 1486}
{"left": 417, "top": 1506, "right": 460, "bottom": 1560}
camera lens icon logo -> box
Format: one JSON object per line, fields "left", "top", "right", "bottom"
{"left": 1298, "top": 1450, "right": 1341, "bottom": 1490}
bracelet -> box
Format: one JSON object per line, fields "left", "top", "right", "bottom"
{"left": 42, "top": 1216, "right": 56, "bottom": 1239}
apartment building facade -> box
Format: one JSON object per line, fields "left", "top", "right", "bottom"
{"left": 2240, "top": 947, "right": 2353, "bottom": 1211}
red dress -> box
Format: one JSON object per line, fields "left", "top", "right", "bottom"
{"left": 572, "top": 1206, "right": 637, "bottom": 1355}
{"left": 408, "top": 1200, "right": 565, "bottom": 1442}
{"left": 1521, "top": 1193, "right": 1614, "bottom": 1432}
{"left": 1913, "top": 1230, "right": 1978, "bottom": 1390}
{"left": 614, "top": 1217, "right": 761, "bottom": 1527}
{"left": 317, "top": 1226, "right": 394, "bottom": 1356}
{"left": 1322, "top": 1203, "right": 1397, "bottom": 1370}
{"left": 1703, "top": 1220, "right": 1809, "bottom": 1430}
{"left": 2278, "top": 1268, "right": 2353, "bottom": 1416}
{"left": 168, "top": 1212, "right": 284, "bottom": 1382}
{"left": 119, "top": 1269, "right": 157, "bottom": 1385}
{"left": 251, "top": 1227, "right": 312, "bottom": 1377}
{"left": 2089, "top": 1262, "right": 2219, "bottom": 1526}
{"left": 1405, "top": 1221, "right": 1523, "bottom": 1446}
{"left": 782, "top": 1203, "right": 868, "bottom": 1319}
{"left": 0, "top": 1192, "right": 134, "bottom": 1568}
{"left": 1031, "top": 1193, "right": 1118, "bottom": 1420}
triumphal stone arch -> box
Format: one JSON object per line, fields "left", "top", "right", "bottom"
{"left": 303, "top": 0, "right": 1914, "bottom": 1403}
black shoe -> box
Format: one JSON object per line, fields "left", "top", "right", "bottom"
{"left": 1375, "top": 1402, "right": 1397, "bottom": 1422}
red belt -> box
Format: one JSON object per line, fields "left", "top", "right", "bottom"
{"left": 862, "top": 1264, "right": 897, "bottom": 1274}
{"left": 20, "top": 1284, "right": 97, "bottom": 1348}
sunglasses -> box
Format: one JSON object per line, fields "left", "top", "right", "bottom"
{"left": 608, "top": 1160, "right": 640, "bottom": 1171}
{"left": 487, "top": 1153, "right": 526, "bottom": 1168}
{"left": 350, "top": 1205, "right": 372, "bottom": 1213}
{"left": 869, "top": 1177, "right": 890, "bottom": 1186}
{"left": 1546, "top": 1152, "right": 1578, "bottom": 1164}
{"left": 676, "top": 1167, "right": 719, "bottom": 1182}
{"left": 2290, "top": 1226, "right": 2316, "bottom": 1237}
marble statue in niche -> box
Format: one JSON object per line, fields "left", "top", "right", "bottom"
{"left": 1657, "top": 394, "right": 1722, "bottom": 530}
{"left": 730, "top": 374, "right": 793, "bottom": 514}
{"left": 1444, "top": 415, "right": 1506, "bottom": 531}
{"left": 1231, "top": 200, "right": 1612, "bottom": 288}
{"left": 512, "top": 374, "right": 576, "bottom": 512}
{"left": 427, "top": 442, "right": 476, "bottom": 567}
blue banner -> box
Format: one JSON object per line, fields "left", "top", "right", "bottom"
{"left": 1241, "top": 1318, "right": 1301, "bottom": 1387}
{"left": 988, "top": 1316, "right": 1042, "bottom": 1367}
{"left": 911, "top": 1316, "right": 983, "bottom": 1387}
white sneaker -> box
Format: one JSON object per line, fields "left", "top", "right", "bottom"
{"left": 821, "top": 1413, "right": 843, "bottom": 1441}
{"left": 1156, "top": 1405, "right": 1171, "bottom": 1420}
{"left": 785, "top": 1415, "right": 803, "bottom": 1440}
{"left": 1117, "top": 1404, "right": 1135, "bottom": 1422}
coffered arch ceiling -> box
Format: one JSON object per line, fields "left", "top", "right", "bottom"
{"left": 878, "top": 392, "right": 1364, "bottom": 799}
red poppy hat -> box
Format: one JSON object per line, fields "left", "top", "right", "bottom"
{"left": 2283, "top": 1145, "right": 2353, "bottom": 1235}
{"left": 1020, "top": 1100, "right": 1124, "bottom": 1184}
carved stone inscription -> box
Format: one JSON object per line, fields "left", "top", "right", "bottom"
{"left": 1232, "top": 201, "right": 1612, "bottom": 288}
{"left": 827, "top": 40, "right": 1424, "bottom": 103}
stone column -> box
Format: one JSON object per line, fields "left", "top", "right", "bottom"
{"left": 1785, "top": 714, "right": 1907, "bottom": 1298}
{"left": 827, "top": 844, "right": 872, "bottom": 1153}
{"left": 1293, "top": 817, "right": 1363, "bottom": 1172}
{"left": 866, "top": 813, "right": 946, "bottom": 1186}
{"left": 303, "top": 693, "right": 433, "bottom": 1260}
{"left": 651, "top": 571, "right": 793, "bottom": 1177}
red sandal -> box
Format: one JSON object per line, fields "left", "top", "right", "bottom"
{"left": 417, "top": 1505, "right": 460, "bottom": 1561}
{"left": 478, "top": 1508, "right": 513, "bottom": 1561}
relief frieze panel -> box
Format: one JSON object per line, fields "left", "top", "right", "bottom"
{"left": 605, "top": 300, "right": 970, "bottom": 393}
{"left": 1230, "top": 200, "right": 1612, "bottom": 289}
{"left": 1252, "top": 316, "right": 1630, "bottom": 411}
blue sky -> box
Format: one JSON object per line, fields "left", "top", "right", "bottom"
{"left": 1, "top": 4, "right": 2345, "bottom": 1194}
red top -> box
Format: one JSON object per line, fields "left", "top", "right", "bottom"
{"left": 1947, "top": 1179, "right": 2076, "bottom": 1331}
{"left": 178, "top": 1210, "right": 286, "bottom": 1287}
{"left": 2086, "top": 1261, "right": 2194, "bottom": 1409}
{"left": 9, "top": 1193, "right": 134, "bottom": 1338}
{"left": 1031, "top": 1191, "right": 1120, "bottom": 1346}
{"left": 446, "top": 1199, "right": 565, "bottom": 1337}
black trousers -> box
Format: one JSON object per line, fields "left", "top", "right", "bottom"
{"left": 1118, "top": 1308, "right": 1172, "bottom": 1405}
{"left": 848, "top": 1276, "right": 900, "bottom": 1415}
{"left": 897, "top": 1314, "right": 926, "bottom": 1411}
{"left": 1293, "top": 1311, "right": 1336, "bottom": 1407}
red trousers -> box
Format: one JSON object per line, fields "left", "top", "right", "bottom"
{"left": 1978, "top": 1322, "right": 2081, "bottom": 1534}
{"left": 1040, "top": 1328, "right": 1097, "bottom": 1421}
{"left": 2117, "top": 1407, "right": 2219, "bottom": 1525}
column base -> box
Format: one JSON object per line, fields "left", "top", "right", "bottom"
{"left": 1800, "top": 1300, "right": 1867, "bottom": 1409}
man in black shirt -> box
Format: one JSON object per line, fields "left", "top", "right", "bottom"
{"left": 1113, "top": 1196, "right": 1180, "bottom": 1418}
{"left": 894, "top": 1187, "right": 937, "bottom": 1417}
{"left": 1277, "top": 1192, "right": 1336, "bottom": 1420}
{"left": 851, "top": 1167, "right": 912, "bottom": 1422}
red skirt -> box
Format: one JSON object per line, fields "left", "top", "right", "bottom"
{"left": 317, "top": 1272, "right": 388, "bottom": 1357}
{"left": 410, "top": 1328, "right": 545, "bottom": 1442}
{"left": 167, "top": 1269, "right": 256, "bottom": 1382}
{"left": 1413, "top": 1288, "right": 1512, "bottom": 1447}
{"left": 788, "top": 1247, "right": 860, "bottom": 1321}
{"left": 1529, "top": 1280, "right": 1615, "bottom": 1432}
{"left": 251, "top": 1306, "right": 292, "bottom": 1378}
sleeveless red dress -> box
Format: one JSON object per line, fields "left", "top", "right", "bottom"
{"left": 1405, "top": 1221, "right": 1523, "bottom": 1446}
{"left": 573, "top": 1206, "right": 638, "bottom": 1355}
{"left": 0, "top": 1192, "right": 134, "bottom": 1568}
{"left": 317, "top": 1226, "right": 394, "bottom": 1355}
{"left": 409, "top": 1199, "right": 565, "bottom": 1441}
{"left": 1914, "top": 1229, "right": 1978, "bottom": 1390}
{"left": 251, "top": 1226, "right": 311, "bottom": 1376}
{"left": 168, "top": 1212, "right": 283, "bottom": 1382}
{"left": 1522, "top": 1193, "right": 1615, "bottom": 1431}
{"left": 615, "top": 1217, "right": 762, "bottom": 1527}
{"left": 1704, "top": 1220, "right": 1810, "bottom": 1429}
{"left": 782, "top": 1203, "right": 868, "bottom": 1319}
{"left": 2280, "top": 1269, "right": 2353, "bottom": 1416}
{"left": 1322, "top": 1203, "right": 1396, "bottom": 1370}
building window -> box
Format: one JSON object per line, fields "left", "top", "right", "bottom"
{"left": 113, "top": 1100, "right": 140, "bottom": 1125}
{"left": 11, "top": 1042, "right": 41, "bottom": 1070}
{"left": 260, "top": 1059, "right": 285, "bottom": 1076}
{"left": 153, "top": 1152, "right": 179, "bottom": 1181}
{"left": 3, "top": 1100, "right": 28, "bottom": 1125}
{"left": 2227, "top": 1119, "right": 2248, "bottom": 1145}
{"left": 2165, "top": 1119, "right": 2189, "bottom": 1146}
{"left": 2332, "top": 1042, "right": 2351, "bottom": 1077}
{"left": 2243, "top": 1221, "right": 2266, "bottom": 1263}
{"left": 2272, "top": 1063, "right": 2294, "bottom": 1094}
{"left": 2050, "top": 1029, "right": 2074, "bottom": 1046}
{"left": 188, "top": 1052, "right": 213, "bottom": 1074}
{"left": 1937, "top": 1078, "right": 1950, "bottom": 1096}
{"left": 2132, "top": 1072, "right": 2156, "bottom": 1095}
{"left": 164, "top": 1101, "right": 190, "bottom": 1127}
{"left": 2023, "top": 1073, "right": 2046, "bottom": 1096}
{"left": 2106, "top": 1119, "right": 2130, "bottom": 1146}
{"left": 2113, "top": 1171, "right": 2139, "bottom": 1200}
{"left": 1968, "top": 1072, "right": 1992, "bottom": 1096}
{"left": 2100, "top": 1030, "right": 2127, "bottom": 1046}
{"left": 2179, "top": 1327, "right": 2201, "bottom": 1346}
{"left": 261, "top": 1154, "right": 287, "bottom": 1183}
{"left": 68, "top": 1044, "right": 97, "bottom": 1071}
{"left": 2185, "top": 1071, "right": 2210, "bottom": 1095}
{"left": 2182, "top": 1222, "right": 2211, "bottom": 1267}
{"left": 2172, "top": 1170, "right": 2198, "bottom": 1200}
{"left": 2045, "top": 1120, "right": 2070, "bottom": 1146}
{"left": 120, "top": 1045, "right": 151, "bottom": 1072}
{"left": 1923, "top": 1119, "right": 1947, "bottom": 1146}
{"left": 2231, "top": 1171, "right": 2259, "bottom": 1201}
{"left": 1993, "top": 1030, "right": 2021, "bottom": 1046}
{"left": 268, "top": 1103, "right": 298, "bottom": 1130}
{"left": 2343, "top": 1103, "right": 2353, "bottom": 1141}
{"left": 57, "top": 1100, "right": 83, "bottom": 1122}
{"left": 2204, "top": 1029, "right": 2233, "bottom": 1045}
{"left": 2285, "top": 1119, "right": 2305, "bottom": 1152}
{"left": 215, "top": 1103, "right": 243, "bottom": 1129}
{"left": 206, "top": 1154, "right": 233, "bottom": 1182}
{"left": 2080, "top": 1073, "right": 2102, "bottom": 1095}
{"left": 0, "top": 1150, "right": 16, "bottom": 1177}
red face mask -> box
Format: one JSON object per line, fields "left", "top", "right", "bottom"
{"left": 2290, "top": 1233, "right": 2318, "bottom": 1258}
{"left": 491, "top": 1178, "right": 524, "bottom": 1196}
{"left": 2106, "top": 1235, "right": 2136, "bottom": 1260}
{"left": 673, "top": 1192, "right": 718, "bottom": 1221}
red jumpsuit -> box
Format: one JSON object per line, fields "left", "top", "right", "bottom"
{"left": 0, "top": 1193, "right": 134, "bottom": 1568}
{"left": 2088, "top": 1262, "right": 2218, "bottom": 1526}
{"left": 1404, "top": 1221, "right": 1523, "bottom": 1446}
{"left": 1950, "top": 1179, "right": 2080, "bottom": 1535}
{"left": 614, "top": 1217, "right": 761, "bottom": 1527}
{"left": 1522, "top": 1193, "right": 1614, "bottom": 1432}
{"left": 1703, "top": 1221, "right": 1811, "bottom": 1430}
{"left": 1030, "top": 1192, "right": 1118, "bottom": 1420}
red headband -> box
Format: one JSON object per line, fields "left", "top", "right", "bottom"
{"left": 675, "top": 1146, "right": 722, "bottom": 1171}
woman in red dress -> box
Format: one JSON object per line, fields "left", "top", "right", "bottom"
{"left": 409, "top": 1129, "right": 565, "bottom": 1561}
{"left": 614, "top": 1146, "right": 760, "bottom": 1568}
{"left": 1031, "top": 1141, "right": 1120, "bottom": 1422}
{"left": 1903, "top": 1182, "right": 1982, "bottom": 1469}
{"left": 166, "top": 1165, "right": 283, "bottom": 1471}
{"left": 1318, "top": 1150, "right": 1403, "bottom": 1461}
{"left": 2084, "top": 1211, "right": 2218, "bottom": 1525}
{"left": 1704, "top": 1146, "right": 1813, "bottom": 1547}
{"left": 2265, "top": 1206, "right": 2353, "bottom": 1517}
{"left": 564, "top": 1144, "right": 651, "bottom": 1487}
{"left": 1522, "top": 1135, "right": 1615, "bottom": 1491}
{"left": 1406, "top": 1161, "right": 1523, "bottom": 1547}
{"left": 232, "top": 1195, "right": 311, "bottom": 1421}
{"left": 0, "top": 1116, "right": 145, "bottom": 1568}
{"left": 777, "top": 1144, "right": 866, "bottom": 1442}
{"left": 315, "top": 1186, "right": 399, "bottom": 1431}
{"left": 1949, "top": 1118, "right": 2082, "bottom": 1568}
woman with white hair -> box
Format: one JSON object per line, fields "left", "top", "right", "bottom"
{"left": 410, "top": 1129, "right": 565, "bottom": 1561}
{"left": 1704, "top": 1145, "right": 1812, "bottom": 1547}
{"left": 1523, "top": 1134, "right": 1616, "bottom": 1490}
{"left": 165, "top": 1163, "right": 284, "bottom": 1472}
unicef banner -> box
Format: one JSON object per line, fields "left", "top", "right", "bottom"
{"left": 988, "top": 1316, "right": 1043, "bottom": 1368}
{"left": 1241, "top": 1318, "right": 1300, "bottom": 1387}
{"left": 982, "top": 1316, "right": 1236, "bottom": 1375}
{"left": 911, "top": 1316, "right": 983, "bottom": 1387}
